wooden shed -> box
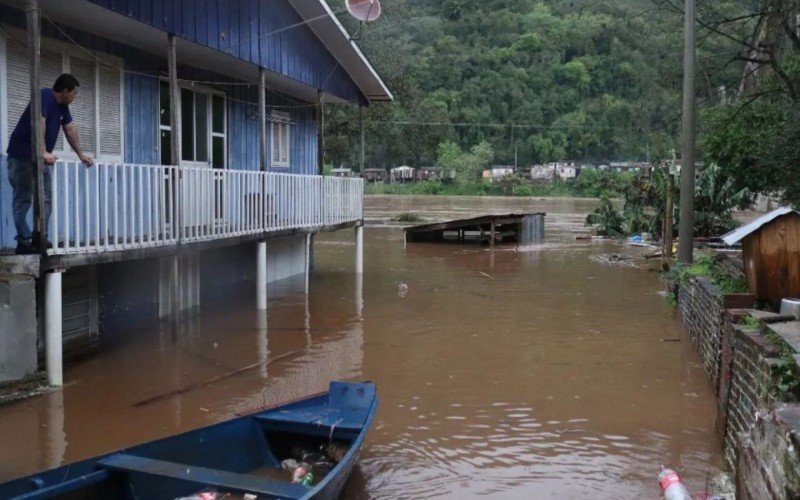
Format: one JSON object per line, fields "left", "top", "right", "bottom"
{"left": 722, "top": 208, "right": 800, "bottom": 301}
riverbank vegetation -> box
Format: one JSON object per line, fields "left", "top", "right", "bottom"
{"left": 665, "top": 254, "right": 748, "bottom": 294}
{"left": 365, "top": 168, "right": 636, "bottom": 197}
{"left": 583, "top": 162, "right": 750, "bottom": 238}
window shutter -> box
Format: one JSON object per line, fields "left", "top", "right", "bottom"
{"left": 278, "top": 123, "right": 286, "bottom": 164}
{"left": 42, "top": 49, "right": 65, "bottom": 151}
{"left": 98, "top": 66, "right": 121, "bottom": 156}
{"left": 68, "top": 56, "right": 95, "bottom": 154}
{"left": 271, "top": 122, "right": 279, "bottom": 164}
{"left": 283, "top": 123, "right": 292, "bottom": 165}
{"left": 6, "top": 39, "right": 30, "bottom": 148}
{"left": 270, "top": 111, "right": 290, "bottom": 166}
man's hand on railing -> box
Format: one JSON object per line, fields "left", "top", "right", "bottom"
{"left": 43, "top": 152, "right": 58, "bottom": 165}
{"left": 79, "top": 153, "right": 94, "bottom": 167}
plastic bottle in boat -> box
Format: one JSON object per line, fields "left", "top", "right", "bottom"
{"left": 291, "top": 465, "right": 314, "bottom": 485}
{"left": 658, "top": 466, "right": 692, "bottom": 500}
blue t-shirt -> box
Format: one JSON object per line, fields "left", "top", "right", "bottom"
{"left": 6, "top": 88, "right": 73, "bottom": 161}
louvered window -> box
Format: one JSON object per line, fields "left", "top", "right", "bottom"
{"left": 68, "top": 56, "right": 95, "bottom": 154}
{"left": 98, "top": 66, "right": 121, "bottom": 156}
{"left": 270, "top": 111, "right": 291, "bottom": 167}
{"left": 3, "top": 31, "right": 123, "bottom": 161}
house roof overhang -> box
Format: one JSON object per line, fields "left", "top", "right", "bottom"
{"left": 286, "top": 0, "right": 393, "bottom": 103}
{"left": 0, "top": 0, "right": 392, "bottom": 105}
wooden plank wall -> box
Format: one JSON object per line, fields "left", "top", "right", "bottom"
{"left": 746, "top": 213, "right": 800, "bottom": 301}
{"left": 86, "top": 0, "right": 367, "bottom": 105}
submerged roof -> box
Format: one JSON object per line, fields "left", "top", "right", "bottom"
{"left": 722, "top": 207, "right": 799, "bottom": 245}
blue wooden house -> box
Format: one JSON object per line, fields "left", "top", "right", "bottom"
{"left": 0, "top": 0, "right": 390, "bottom": 384}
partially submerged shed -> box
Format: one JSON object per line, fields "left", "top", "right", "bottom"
{"left": 405, "top": 213, "right": 545, "bottom": 245}
{"left": 722, "top": 207, "right": 800, "bottom": 302}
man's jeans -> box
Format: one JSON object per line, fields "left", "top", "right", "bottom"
{"left": 7, "top": 157, "right": 52, "bottom": 242}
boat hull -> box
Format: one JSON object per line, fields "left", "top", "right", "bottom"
{"left": 0, "top": 381, "right": 378, "bottom": 500}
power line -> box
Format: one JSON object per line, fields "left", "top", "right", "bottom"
{"left": 367, "top": 119, "right": 638, "bottom": 131}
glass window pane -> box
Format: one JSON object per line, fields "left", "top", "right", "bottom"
{"left": 213, "top": 136, "right": 225, "bottom": 168}
{"left": 212, "top": 95, "right": 224, "bottom": 133}
{"left": 160, "top": 81, "right": 170, "bottom": 126}
{"left": 160, "top": 129, "right": 172, "bottom": 165}
{"left": 181, "top": 88, "right": 194, "bottom": 161}
{"left": 195, "top": 93, "right": 208, "bottom": 162}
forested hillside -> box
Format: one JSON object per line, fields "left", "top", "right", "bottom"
{"left": 325, "top": 0, "right": 752, "bottom": 169}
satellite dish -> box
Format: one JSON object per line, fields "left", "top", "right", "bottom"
{"left": 346, "top": 0, "right": 382, "bottom": 22}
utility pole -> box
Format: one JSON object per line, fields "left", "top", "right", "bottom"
{"left": 678, "top": 0, "right": 696, "bottom": 263}
{"left": 26, "top": 0, "right": 45, "bottom": 254}
{"left": 662, "top": 149, "right": 676, "bottom": 269}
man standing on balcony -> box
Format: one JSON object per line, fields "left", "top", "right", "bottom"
{"left": 6, "top": 73, "right": 94, "bottom": 254}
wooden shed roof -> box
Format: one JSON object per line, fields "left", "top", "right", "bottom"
{"left": 722, "top": 207, "right": 799, "bottom": 245}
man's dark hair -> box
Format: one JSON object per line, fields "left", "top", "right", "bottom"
{"left": 53, "top": 73, "right": 79, "bottom": 93}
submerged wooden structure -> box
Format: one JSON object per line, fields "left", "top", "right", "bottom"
{"left": 405, "top": 213, "right": 545, "bottom": 246}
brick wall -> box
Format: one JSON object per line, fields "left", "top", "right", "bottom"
{"left": 722, "top": 324, "right": 780, "bottom": 471}
{"left": 736, "top": 403, "right": 800, "bottom": 499}
{"left": 676, "top": 274, "right": 800, "bottom": 496}
{"left": 678, "top": 277, "right": 724, "bottom": 388}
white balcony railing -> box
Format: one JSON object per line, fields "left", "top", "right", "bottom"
{"left": 49, "top": 161, "right": 364, "bottom": 255}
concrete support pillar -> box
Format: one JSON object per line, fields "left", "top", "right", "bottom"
{"left": 256, "top": 241, "right": 267, "bottom": 310}
{"left": 304, "top": 233, "right": 312, "bottom": 293}
{"left": 355, "top": 225, "right": 364, "bottom": 274}
{"left": 44, "top": 270, "right": 64, "bottom": 387}
{"left": 256, "top": 310, "right": 268, "bottom": 380}
{"left": 355, "top": 272, "right": 363, "bottom": 318}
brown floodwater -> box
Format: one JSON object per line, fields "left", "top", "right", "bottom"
{"left": 0, "top": 195, "right": 724, "bottom": 498}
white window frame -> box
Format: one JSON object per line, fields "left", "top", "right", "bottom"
{"left": 1, "top": 27, "right": 125, "bottom": 163}
{"left": 158, "top": 80, "right": 226, "bottom": 168}
{"left": 270, "top": 110, "right": 291, "bottom": 169}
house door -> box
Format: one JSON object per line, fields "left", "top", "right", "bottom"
{"left": 159, "top": 83, "right": 226, "bottom": 237}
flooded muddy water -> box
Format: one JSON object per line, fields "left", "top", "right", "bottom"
{"left": 0, "top": 195, "right": 724, "bottom": 498}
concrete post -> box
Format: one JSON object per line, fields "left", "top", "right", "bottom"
{"left": 256, "top": 241, "right": 267, "bottom": 310}
{"left": 45, "top": 270, "right": 63, "bottom": 386}
{"left": 355, "top": 225, "right": 364, "bottom": 274}
{"left": 355, "top": 272, "right": 363, "bottom": 318}
{"left": 304, "top": 233, "right": 312, "bottom": 293}
{"left": 256, "top": 309, "right": 268, "bottom": 380}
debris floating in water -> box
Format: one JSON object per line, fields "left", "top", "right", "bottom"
{"left": 589, "top": 253, "right": 637, "bottom": 267}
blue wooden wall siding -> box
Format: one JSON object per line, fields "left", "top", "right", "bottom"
{"left": 227, "top": 84, "right": 318, "bottom": 174}
{"left": 125, "top": 74, "right": 160, "bottom": 164}
{"left": 87, "top": 0, "right": 368, "bottom": 106}
{"left": 0, "top": 157, "right": 14, "bottom": 246}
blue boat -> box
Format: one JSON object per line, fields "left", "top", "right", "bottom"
{"left": 0, "top": 381, "right": 378, "bottom": 500}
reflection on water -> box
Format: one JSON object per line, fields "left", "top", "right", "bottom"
{"left": 0, "top": 195, "right": 723, "bottom": 498}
